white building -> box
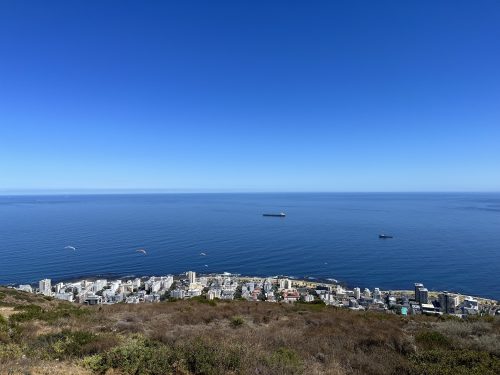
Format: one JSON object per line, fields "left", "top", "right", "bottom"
{"left": 55, "top": 282, "right": 64, "bottom": 294}
{"left": 161, "top": 276, "right": 174, "bottom": 290}
{"left": 187, "top": 271, "right": 196, "bottom": 285}
{"left": 363, "top": 288, "right": 371, "bottom": 298}
{"left": 336, "top": 285, "right": 346, "bottom": 297}
{"left": 54, "top": 292, "right": 74, "bottom": 302}
{"left": 464, "top": 296, "right": 479, "bottom": 310}
{"left": 171, "top": 289, "right": 185, "bottom": 299}
{"left": 353, "top": 287, "right": 361, "bottom": 300}
{"left": 109, "top": 281, "right": 121, "bottom": 293}
{"left": 304, "top": 294, "right": 315, "bottom": 302}
{"left": 39, "top": 279, "right": 52, "bottom": 296}
{"left": 263, "top": 279, "right": 273, "bottom": 293}
{"left": 279, "top": 278, "right": 292, "bottom": 290}
{"left": 153, "top": 281, "right": 163, "bottom": 293}
{"left": 83, "top": 293, "right": 102, "bottom": 305}
{"left": 133, "top": 278, "right": 142, "bottom": 288}
{"left": 187, "top": 288, "right": 202, "bottom": 297}
{"left": 199, "top": 277, "right": 208, "bottom": 287}
{"left": 92, "top": 279, "right": 107, "bottom": 293}
{"left": 17, "top": 284, "right": 33, "bottom": 293}
{"left": 207, "top": 289, "right": 221, "bottom": 300}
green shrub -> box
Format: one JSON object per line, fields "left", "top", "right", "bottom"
{"left": 91, "top": 337, "right": 177, "bottom": 375}
{"left": 92, "top": 336, "right": 244, "bottom": 375}
{"left": 33, "top": 330, "right": 118, "bottom": 359}
{"left": 0, "top": 343, "right": 24, "bottom": 363}
{"left": 10, "top": 304, "right": 43, "bottom": 322}
{"left": 182, "top": 337, "right": 242, "bottom": 375}
{"left": 230, "top": 315, "right": 245, "bottom": 328}
{"left": 81, "top": 354, "right": 107, "bottom": 373}
{"left": 410, "top": 349, "right": 500, "bottom": 375}
{"left": 266, "top": 347, "right": 303, "bottom": 375}
{"left": 9, "top": 303, "right": 88, "bottom": 323}
{"left": 415, "top": 331, "right": 452, "bottom": 350}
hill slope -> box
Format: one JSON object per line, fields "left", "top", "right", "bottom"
{"left": 1, "top": 287, "right": 499, "bottom": 375}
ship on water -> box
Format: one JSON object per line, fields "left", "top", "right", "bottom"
{"left": 263, "top": 212, "right": 286, "bottom": 217}
{"left": 379, "top": 234, "right": 393, "bottom": 239}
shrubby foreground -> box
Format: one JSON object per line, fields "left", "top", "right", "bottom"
{"left": 0, "top": 287, "right": 499, "bottom": 375}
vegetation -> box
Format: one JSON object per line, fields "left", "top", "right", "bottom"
{"left": 0, "top": 286, "right": 498, "bottom": 375}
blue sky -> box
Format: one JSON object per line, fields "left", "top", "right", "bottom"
{"left": 1, "top": 1, "right": 499, "bottom": 192}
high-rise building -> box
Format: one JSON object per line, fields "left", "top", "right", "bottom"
{"left": 417, "top": 287, "right": 429, "bottom": 304}
{"left": 55, "top": 282, "right": 64, "bottom": 294}
{"left": 363, "top": 288, "right": 371, "bottom": 298}
{"left": 353, "top": 287, "right": 361, "bottom": 299}
{"left": 373, "top": 288, "right": 381, "bottom": 300}
{"left": 414, "top": 283, "right": 424, "bottom": 302}
{"left": 187, "top": 271, "right": 196, "bottom": 285}
{"left": 39, "top": 279, "right": 52, "bottom": 296}
{"left": 439, "top": 291, "right": 459, "bottom": 314}
{"left": 278, "top": 278, "right": 291, "bottom": 290}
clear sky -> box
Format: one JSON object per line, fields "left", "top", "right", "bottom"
{"left": 1, "top": 1, "right": 499, "bottom": 193}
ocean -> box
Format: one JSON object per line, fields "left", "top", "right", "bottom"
{"left": 0, "top": 193, "right": 499, "bottom": 299}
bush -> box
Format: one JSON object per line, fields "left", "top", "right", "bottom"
{"left": 9, "top": 303, "right": 88, "bottom": 323}
{"left": 410, "top": 349, "right": 500, "bottom": 375}
{"left": 83, "top": 336, "right": 245, "bottom": 375}
{"left": 33, "top": 330, "right": 118, "bottom": 359}
{"left": 81, "top": 354, "right": 107, "bottom": 373}
{"left": 182, "top": 337, "right": 242, "bottom": 375}
{"left": 230, "top": 315, "right": 245, "bottom": 328}
{"left": 415, "top": 331, "right": 452, "bottom": 350}
{"left": 87, "top": 337, "right": 180, "bottom": 375}
{"left": 266, "top": 347, "right": 304, "bottom": 375}
{"left": 0, "top": 343, "right": 24, "bottom": 363}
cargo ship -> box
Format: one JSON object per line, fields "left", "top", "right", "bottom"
{"left": 263, "top": 212, "right": 286, "bottom": 217}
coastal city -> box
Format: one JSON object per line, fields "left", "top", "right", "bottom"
{"left": 14, "top": 272, "right": 500, "bottom": 318}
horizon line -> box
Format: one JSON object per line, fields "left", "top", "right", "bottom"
{"left": 1, "top": 189, "right": 499, "bottom": 196}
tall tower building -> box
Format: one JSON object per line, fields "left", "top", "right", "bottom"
{"left": 414, "top": 283, "right": 424, "bottom": 302}
{"left": 279, "top": 278, "right": 291, "bottom": 290}
{"left": 353, "top": 287, "right": 361, "bottom": 299}
{"left": 187, "top": 271, "right": 196, "bottom": 285}
{"left": 417, "top": 287, "right": 429, "bottom": 304}
{"left": 439, "top": 291, "right": 457, "bottom": 314}
{"left": 39, "top": 279, "right": 52, "bottom": 296}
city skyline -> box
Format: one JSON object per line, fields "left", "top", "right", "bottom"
{"left": 1, "top": 1, "right": 500, "bottom": 192}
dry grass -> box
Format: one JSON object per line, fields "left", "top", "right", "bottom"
{"left": 0, "top": 360, "right": 92, "bottom": 375}
{"left": 0, "top": 307, "right": 16, "bottom": 319}
{"left": 0, "top": 288, "right": 499, "bottom": 375}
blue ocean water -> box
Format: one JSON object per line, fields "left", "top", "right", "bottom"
{"left": 0, "top": 193, "right": 499, "bottom": 299}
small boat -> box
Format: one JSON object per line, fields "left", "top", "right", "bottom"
{"left": 379, "top": 234, "right": 393, "bottom": 239}
{"left": 263, "top": 212, "right": 286, "bottom": 217}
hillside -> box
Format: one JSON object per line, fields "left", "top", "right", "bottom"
{"left": 0, "top": 287, "right": 499, "bottom": 375}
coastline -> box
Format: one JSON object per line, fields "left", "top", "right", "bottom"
{"left": 8, "top": 272, "right": 498, "bottom": 305}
